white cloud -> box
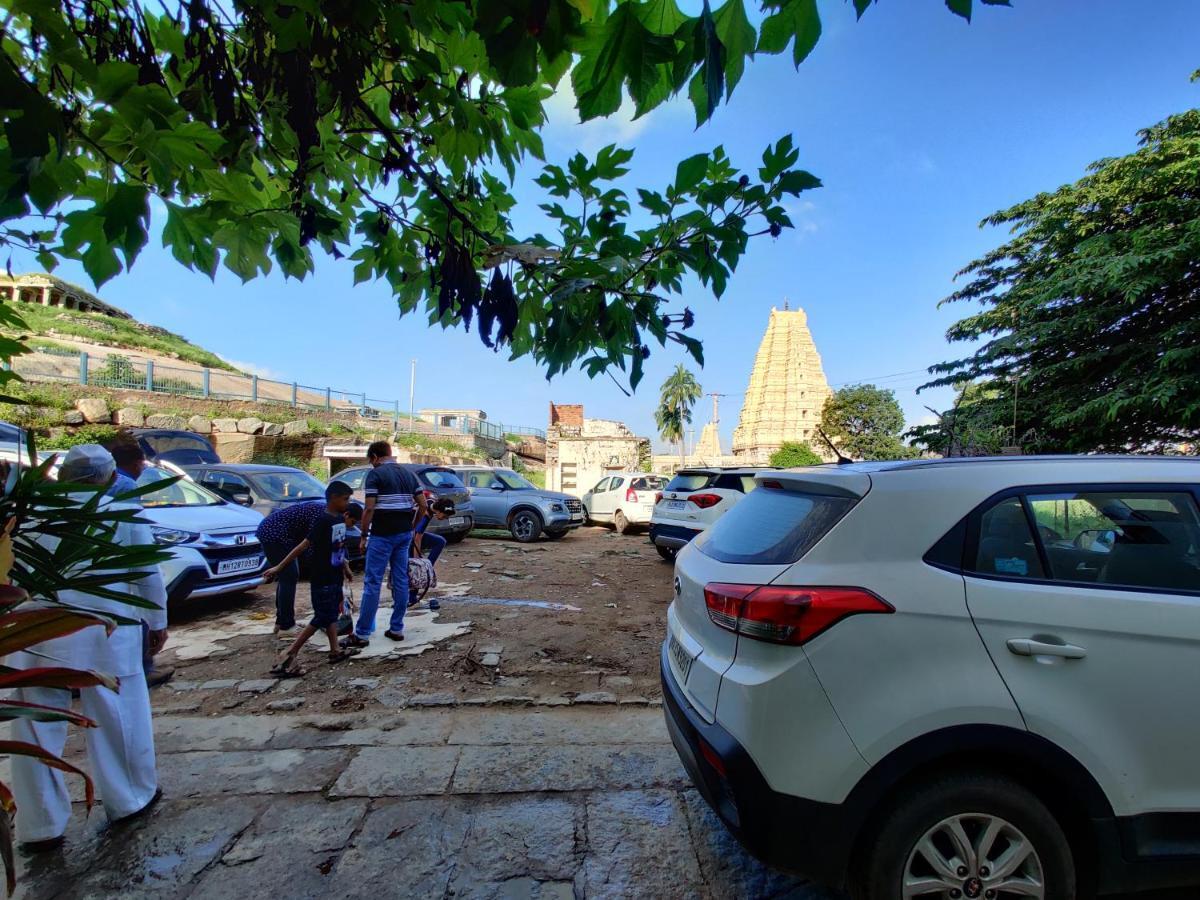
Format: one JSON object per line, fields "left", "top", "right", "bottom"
{"left": 219, "top": 356, "right": 284, "bottom": 380}
{"left": 786, "top": 199, "right": 820, "bottom": 241}
{"left": 543, "top": 80, "right": 684, "bottom": 153}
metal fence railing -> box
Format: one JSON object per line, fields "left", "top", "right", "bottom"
{"left": 10, "top": 349, "right": 546, "bottom": 440}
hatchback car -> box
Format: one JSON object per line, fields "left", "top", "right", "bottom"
{"left": 134, "top": 466, "right": 266, "bottom": 604}
{"left": 663, "top": 456, "right": 1200, "bottom": 899}
{"left": 582, "top": 472, "right": 664, "bottom": 534}
{"left": 649, "top": 467, "right": 767, "bottom": 561}
{"left": 130, "top": 428, "right": 220, "bottom": 466}
{"left": 454, "top": 465, "right": 582, "bottom": 542}
{"left": 332, "top": 463, "right": 474, "bottom": 543}
{"left": 183, "top": 463, "right": 326, "bottom": 518}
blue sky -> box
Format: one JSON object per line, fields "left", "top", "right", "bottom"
{"left": 18, "top": 0, "right": 1200, "bottom": 450}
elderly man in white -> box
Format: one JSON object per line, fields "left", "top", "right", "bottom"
{"left": 9, "top": 444, "right": 169, "bottom": 852}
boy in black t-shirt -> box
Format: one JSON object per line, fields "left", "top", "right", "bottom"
{"left": 265, "top": 482, "right": 363, "bottom": 674}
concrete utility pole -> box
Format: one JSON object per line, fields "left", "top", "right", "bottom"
{"left": 409, "top": 359, "right": 416, "bottom": 432}
{"left": 707, "top": 392, "right": 728, "bottom": 455}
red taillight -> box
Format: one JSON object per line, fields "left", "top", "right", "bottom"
{"left": 654, "top": 492, "right": 663, "bottom": 505}
{"left": 688, "top": 493, "right": 721, "bottom": 509}
{"left": 626, "top": 487, "right": 638, "bottom": 503}
{"left": 698, "top": 737, "right": 727, "bottom": 777}
{"left": 703, "top": 583, "right": 892, "bottom": 645}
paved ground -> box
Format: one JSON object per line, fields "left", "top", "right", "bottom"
{"left": 14, "top": 706, "right": 833, "bottom": 900}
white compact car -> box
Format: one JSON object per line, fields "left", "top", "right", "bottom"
{"left": 582, "top": 472, "right": 664, "bottom": 534}
{"left": 135, "top": 466, "right": 267, "bottom": 604}
{"left": 649, "top": 467, "right": 765, "bottom": 561}
{"left": 663, "top": 456, "right": 1200, "bottom": 899}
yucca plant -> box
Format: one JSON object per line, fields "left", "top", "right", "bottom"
{"left": 0, "top": 448, "right": 172, "bottom": 895}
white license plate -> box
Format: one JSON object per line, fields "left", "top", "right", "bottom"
{"left": 666, "top": 500, "right": 686, "bottom": 510}
{"left": 217, "top": 556, "right": 261, "bottom": 575}
{"left": 570, "top": 513, "right": 584, "bottom": 521}
{"left": 448, "top": 516, "right": 466, "bottom": 527}
{"left": 669, "top": 634, "right": 693, "bottom": 683}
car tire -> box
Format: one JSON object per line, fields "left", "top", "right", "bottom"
{"left": 655, "top": 544, "right": 676, "bottom": 562}
{"left": 613, "top": 511, "right": 629, "bottom": 535}
{"left": 849, "top": 771, "right": 1075, "bottom": 900}
{"left": 544, "top": 530, "right": 567, "bottom": 540}
{"left": 509, "top": 509, "right": 543, "bottom": 543}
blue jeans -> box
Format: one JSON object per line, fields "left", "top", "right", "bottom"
{"left": 356, "top": 531, "right": 412, "bottom": 639}
{"left": 262, "top": 539, "right": 300, "bottom": 630}
{"left": 420, "top": 531, "right": 446, "bottom": 565}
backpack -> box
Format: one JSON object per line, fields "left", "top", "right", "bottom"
{"left": 389, "top": 554, "right": 438, "bottom": 606}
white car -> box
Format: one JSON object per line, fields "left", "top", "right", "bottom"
{"left": 581, "top": 472, "right": 664, "bottom": 534}
{"left": 662, "top": 456, "right": 1200, "bottom": 899}
{"left": 135, "top": 466, "right": 267, "bottom": 604}
{"left": 648, "top": 467, "right": 765, "bottom": 561}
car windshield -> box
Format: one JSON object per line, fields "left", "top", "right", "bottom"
{"left": 136, "top": 467, "right": 224, "bottom": 508}
{"left": 631, "top": 476, "right": 664, "bottom": 491}
{"left": 423, "top": 469, "right": 465, "bottom": 490}
{"left": 141, "top": 434, "right": 214, "bottom": 456}
{"left": 665, "top": 473, "right": 713, "bottom": 492}
{"left": 495, "top": 470, "right": 535, "bottom": 490}
{"left": 250, "top": 470, "right": 326, "bottom": 501}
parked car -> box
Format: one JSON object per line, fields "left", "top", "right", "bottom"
{"left": 133, "top": 465, "right": 266, "bottom": 604}
{"left": 0, "top": 421, "right": 60, "bottom": 472}
{"left": 662, "top": 456, "right": 1200, "bottom": 899}
{"left": 648, "top": 466, "right": 766, "bottom": 561}
{"left": 582, "top": 472, "right": 664, "bottom": 534}
{"left": 182, "top": 463, "right": 326, "bottom": 518}
{"left": 453, "top": 465, "right": 583, "bottom": 543}
{"left": 130, "top": 428, "right": 220, "bottom": 466}
{"left": 331, "top": 464, "right": 474, "bottom": 543}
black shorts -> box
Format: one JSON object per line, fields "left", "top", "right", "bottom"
{"left": 309, "top": 583, "right": 343, "bottom": 629}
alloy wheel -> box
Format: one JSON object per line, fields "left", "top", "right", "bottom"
{"left": 903, "top": 812, "right": 1045, "bottom": 899}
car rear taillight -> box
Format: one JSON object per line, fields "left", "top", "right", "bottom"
{"left": 654, "top": 492, "right": 663, "bottom": 505}
{"left": 703, "top": 583, "right": 892, "bottom": 645}
{"left": 626, "top": 487, "right": 638, "bottom": 503}
{"left": 688, "top": 493, "right": 721, "bottom": 509}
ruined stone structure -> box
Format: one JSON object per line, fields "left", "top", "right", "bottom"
{"left": 0, "top": 273, "right": 133, "bottom": 319}
{"left": 731, "top": 305, "right": 832, "bottom": 463}
{"left": 546, "top": 403, "right": 650, "bottom": 497}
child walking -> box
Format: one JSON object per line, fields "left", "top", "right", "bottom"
{"left": 265, "top": 482, "right": 363, "bottom": 675}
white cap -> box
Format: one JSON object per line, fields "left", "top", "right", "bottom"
{"left": 59, "top": 444, "right": 116, "bottom": 484}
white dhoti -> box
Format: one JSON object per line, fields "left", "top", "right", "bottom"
{"left": 7, "top": 497, "right": 168, "bottom": 843}
{"left": 9, "top": 648, "right": 157, "bottom": 841}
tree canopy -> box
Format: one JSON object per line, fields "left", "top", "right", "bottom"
{"left": 655, "top": 362, "right": 701, "bottom": 459}
{"left": 1, "top": 0, "right": 1004, "bottom": 388}
{"left": 821, "top": 383, "right": 914, "bottom": 460}
{"left": 768, "top": 440, "right": 821, "bottom": 467}
{"left": 924, "top": 100, "right": 1200, "bottom": 453}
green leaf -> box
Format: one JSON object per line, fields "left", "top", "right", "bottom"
{"left": 945, "top": 0, "right": 972, "bottom": 20}
{"left": 572, "top": 4, "right": 677, "bottom": 120}
{"left": 852, "top": 0, "right": 872, "bottom": 19}
{"left": 637, "top": 188, "right": 671, "bottom": 216}
{"left": 675, "top": 153, "right": 709, "bottom": 193}
{"left": 759, "top": 134, "right": 799, "bottom": 182}
{"left": 758, "top": 0, "right": 821, "bottom": 67}
{"left": 635, "top": 0, "right": 689, "bottom": 35}
{"left": 565, "top": 0, "right": 598, "bottom": 21}
{"left": 99, "top": 183, "right": 149, "bottom": 265}
{"left": 689, "top": 0, "right": 725, "bottom": 125}
{"left": 712, "top": 0, "right": 755, "bottom": 96}
{"left": 777, "top": 169, "right": 822, "bottom": 195}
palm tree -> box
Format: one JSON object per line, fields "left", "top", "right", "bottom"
{"left": 655, "top": 364, "right": 702, "bottom": 467}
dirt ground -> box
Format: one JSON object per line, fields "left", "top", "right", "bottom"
{"left": 153, "top": 525, "right": 673, "bottom": 716}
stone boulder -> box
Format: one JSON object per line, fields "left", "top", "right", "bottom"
{"left": 145, "top": 414, "right": 188, "bottom": 431}
{"left": 114, "top": 407, "right": 145, "bottom": 427}
{"left": 282, "top": 420, "right": 310, "bottom": 437}
{"left": 62, "top": 410, "right": 84, "bottom": 426}
{"left": 237, "top": 417, "right": 264, "bottom": 434}
{"left": 187, "top": 415, "right": 212, "bottom": 434}
{"left": 212, "top": 418, "right": 240, "bottom": 433}
{"left": 75, "top": 398, "right": 110, "bottom": 424}
{"left": 261, "top": 422, "right": 284, "bottom": 436}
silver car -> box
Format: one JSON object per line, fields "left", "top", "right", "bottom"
{"left": 453, "top": 466, "right": 583, "bottom": 542}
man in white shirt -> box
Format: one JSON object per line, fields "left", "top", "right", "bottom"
{"left": 8, "top": 444, "right": 169, "bottom": 852}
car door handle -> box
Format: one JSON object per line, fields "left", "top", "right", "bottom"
{"left": 1006, "top": 638, "right": 1087, "bottom": 660}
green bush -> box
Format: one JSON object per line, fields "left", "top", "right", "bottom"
{"left": 768, "top": 441, "right": 824, "bottom": 468}
{"left": 41, "top": 424, "right": 122, "bottom": 450}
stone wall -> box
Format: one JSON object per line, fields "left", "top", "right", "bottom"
{"left": 547, "top": 435, "right": 651, "bottom": 497}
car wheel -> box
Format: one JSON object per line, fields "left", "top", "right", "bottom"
{"left": 509, "top": 510, "right": 543, "bottom": 543}
{"left": 850, "top": 772, "right": 1074, "bottom": 900}
{"left": 544, "top": 530, "right": 567, "bottom": 540}
{"left": 655, "top": 544, "right": 676, "bottom": 562}
{"left": 613, "top": 510, "right": 629, "bottom": 535}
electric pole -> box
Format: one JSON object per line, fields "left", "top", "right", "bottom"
{"left": 706, "top": 392, "right": 729, "bottom": 455}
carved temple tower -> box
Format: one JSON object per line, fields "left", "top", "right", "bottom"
{"left": 731, "top": 304, "right": 832, "bottom": 462}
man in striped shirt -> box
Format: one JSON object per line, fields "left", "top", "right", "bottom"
{"left": 345, "top": 441, "right": 428, "bottom": 647}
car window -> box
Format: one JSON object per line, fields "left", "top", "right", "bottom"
{"left": 699, "top": 487, "right": 857, "bottom": 565}
{"left": 665, "top": 473, "right": 713, "bottom": 492}
{"left": 1027, "top": 490, "right": 1200, "bottom": 591}
{"left": 139, "top": 433, "right": 215, "bottom": 456}
{"left": 137, "top": 467, "right": 223, "bottom": 508}
{"left": 608, "top": 477, "right": 624, "bottom": 491}
{"left": 591, "top": 478, "right": 611, "bottom": 493}
{"left": 333, "top": 468, "right": 367, "bottom": 491}
{"left": 972, "top": 497, "right": 1045, "bottom": 579}
{"left": 251, "top": 470, "right": 326, "bottom": 501}
{"left": 495, "top": 470, "right": 535, "bottom": 490}
{"left": 467, "top": 471, "right": 499, "bottom": 489}
{"left": 631, "top": 476, "right": 663, "bottom": 491}
{"left": 203, "top": 471, "right": 251, "bottom": 494}
{"left": 739, "top": 476, "right": 758, "bottom": 493}
{"left": 423, "top": 469, "right": 465, "bottom": 490}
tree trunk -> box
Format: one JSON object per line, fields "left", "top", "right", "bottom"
{"left": 678, "top": 400, "right": 686, "bottom": 468}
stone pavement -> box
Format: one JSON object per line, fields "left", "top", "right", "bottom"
{"left": 14, "top": 707, "right": 838, "bottom": 900}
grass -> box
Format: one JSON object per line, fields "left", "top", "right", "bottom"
{"left": 6, "top": 303, "right": 236, "bottom": 371}
{"left": 40, "top": 424, "right": 121, "bottom": 450}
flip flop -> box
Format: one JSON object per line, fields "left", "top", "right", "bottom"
{"left": 328, "top": 649, "right": 360, "bottom": 664}
{"left": 269, "top": 657, "right": 305, "bottom": 678}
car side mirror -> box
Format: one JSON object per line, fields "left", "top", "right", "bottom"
{"left": 490, "top": 483, "right": 505, "bottom": 491}
{"left": 230, "top": 490, "right": 253, "bottom": 507}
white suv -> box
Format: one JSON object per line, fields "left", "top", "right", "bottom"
{"left": 662, "top": 456, "right": 1200, "bottom": 899}
{"left": 649, "top": 467, "right": 766, "bottom": 561}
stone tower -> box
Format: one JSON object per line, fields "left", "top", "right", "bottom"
{"left": 732, "top": 305, "right": 832, "bottom": 462}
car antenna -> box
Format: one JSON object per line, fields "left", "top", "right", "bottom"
{"left": 817, "top": 427, "right": 854, "bottom": 465}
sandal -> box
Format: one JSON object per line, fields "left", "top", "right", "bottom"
{"left": 341, "top": 634, "right": 370, "bottom": 649}
{"left": 269, "top": 656, "right": 306, "bottom": 678}
{"left": 328, "top": 649, "right": 359, "bottom": 664}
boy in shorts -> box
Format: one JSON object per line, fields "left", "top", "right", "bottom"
{"left": 265, "top": 482, "right": 362, "bottom": 674}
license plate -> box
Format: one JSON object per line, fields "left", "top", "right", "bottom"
{"left": 448, "top": 516, "right": 466, "bottom": 527}
{"left": 570, "top": 513, "right": 584, "bottom": 521}
{"left": 217, "top": 556, "right": 261, "bottom": 575}
{"left": 666, "top": 500, "right": 685, "bottom": 510}
{"left": 669, "top": 634, "right": 693, "bottom": 682}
